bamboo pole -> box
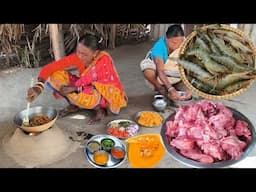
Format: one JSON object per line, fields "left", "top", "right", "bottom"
{"left": 49, "top": 24, "right": 65, "bottom": 61}
{"left": 238, "top": 24, "right": 245, "bottom": 31}
{"left": 110, "top": 24, "right": 116, "bottom": 49}
{"left": 150, "top": 24, "right": 160, "bottom": 41}
{"left": 242, "top": 24, "right": 253, "bottom": 37}
{"left": 248, "top": 25, "right": 256, "bottom": 46}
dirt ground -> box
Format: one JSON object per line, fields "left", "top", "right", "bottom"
{"left": 1, "top": 40, "right": 256, "bottom": 168}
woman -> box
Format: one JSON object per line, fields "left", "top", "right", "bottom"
{"left": 140, "top": 24, "right": 192, "bottom": 101}
{"left": 27, "top": 34, "right": 128, "bottom": 124}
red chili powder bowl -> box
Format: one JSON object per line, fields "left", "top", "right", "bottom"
{"left": 111, "top": 146, "right": 125, "bottom": 160}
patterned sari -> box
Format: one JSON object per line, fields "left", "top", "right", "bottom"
{"left": 49, "top": 51, "right": 128, "bottom": 114}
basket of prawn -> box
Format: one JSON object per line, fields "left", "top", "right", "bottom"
{"left": 177, "top": 24, "right": 256, "bottom": 100}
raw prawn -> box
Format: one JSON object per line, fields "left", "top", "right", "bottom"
{"left": 186, "top": 49, "right": 229, "bottom": 75}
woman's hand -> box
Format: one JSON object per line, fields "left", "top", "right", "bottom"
{"left": 27, "top": 87, "right": 41, "bottom": 103}
{"left": 59, "top": 85, "right": 77, "bottom": 95}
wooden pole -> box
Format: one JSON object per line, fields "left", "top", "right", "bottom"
{"left": 247, "top": 25, "right": 256, "bottom": 46}
{"left": 238, "top": 24, "right": 245, "bottom": 31}
{"left": 150, "top": 24, "right": 160, "bottom": 41}
{"left": 49, "top": 24, "right": 65, "bottom": 61}
{"left": 110, "top": 24, "right": 116, "bottom": 49}
{"left": 237, "top": 24, "right": 256, "bottom": 48}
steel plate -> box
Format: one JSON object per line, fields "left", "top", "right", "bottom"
{"left": 134, "top": 111, "right": 164, "bottom": 128}
{"left": 84, "top": 134, "right": 127, "bottom": 168}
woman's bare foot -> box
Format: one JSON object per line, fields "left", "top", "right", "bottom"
{"left": 58, "top": 105, "right": 80, "bottom": 118}
{"left": 87, "top": 108, "right": 107, "bottom": 125}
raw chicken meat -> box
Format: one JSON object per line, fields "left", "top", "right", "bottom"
{"left": 165, "top": 100, "right": 252, "bottom": 163}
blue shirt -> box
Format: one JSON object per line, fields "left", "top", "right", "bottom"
{"left": 150, "top": 36, "right": 168, "bottom": 64}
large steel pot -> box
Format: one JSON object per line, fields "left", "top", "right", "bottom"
{"left": 14, "top": 106, "right": 58, "bottom": 133}
{"left": 161, "top": 107, "right": 256, "bottom": 168}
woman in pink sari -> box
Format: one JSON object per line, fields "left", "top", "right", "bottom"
{"left": 27, "top": 34, "right": 128, "bottom": 124}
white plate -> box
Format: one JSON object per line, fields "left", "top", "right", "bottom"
{"left": 106, "top": 119, "right": 139, "bottom": 140}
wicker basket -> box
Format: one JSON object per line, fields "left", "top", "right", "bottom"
{"left": 178, "top": 24, "right": 256, "bottom": 100}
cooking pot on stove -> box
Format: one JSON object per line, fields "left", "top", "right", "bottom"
{"left": 13, "top": 106, "right": 58, "bottom": 133}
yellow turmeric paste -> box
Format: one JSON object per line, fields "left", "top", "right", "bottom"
{"left": 93, "top": 151, "right": 109, "bottom": 165}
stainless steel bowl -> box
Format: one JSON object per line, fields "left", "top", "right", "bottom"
{"left": 160, "top": 107, "right": 256, "bottom": 168}
{"left": 171, "top": 91, "right": 194, "bottom": 107}
{"left": 13, "top": 106, "right": 58, "bottom": 133}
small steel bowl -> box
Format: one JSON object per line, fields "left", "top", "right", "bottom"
{"left": 111, "top": 146, "right": 126, "bottom": 160}
{"left": 101, "top": 138, "right": 115, "bottom": 152}
{"left": 86, "top": 141, "right": 101, "bottom": 154}
{"left": 171, "top": 91, "right": 194, "bottom": 107}
{"left": 93, "top": 150, "right": 109, "bottom": 166}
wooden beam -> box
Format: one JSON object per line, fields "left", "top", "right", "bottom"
{"left": 110, "top": 24, "right": 116, "bottom": 49}
{"left": 49, "top": 24, "right": 65, "bottom": 61}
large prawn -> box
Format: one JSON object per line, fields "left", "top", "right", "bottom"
{"left": 213, "top": 29, "right": 247, "bottom": 44}
{"left": 220, "top": 80, "right": 251, "bottom": 94}
{"left": 209, "top": 54, "right": 256, "bottom": 74}
{"left": 211, "top": 36, "right": 246, "bottom": 65}
{"left": 186, "top": 49, "right": 229, "bottom": 75}
{"left": 188, "top": 76, "right": 219, "bottom": 95}
{"left": 220, "top": 35, "right": 253, "bottom": 54}
{"left": 215, "top": 71, "right": 256, "bottom": 89}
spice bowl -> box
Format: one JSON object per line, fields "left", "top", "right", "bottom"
{"left": 101, "top": 138, "right": 115, "bottom": 152}
{"left": 93, "top": 150, "right": 109, "bottom": 166}
{"left": 86, "top": 140, "right": 101, "bottom": 154}
{"left": 111, "top": 146, "right": 125, "bottom": 161}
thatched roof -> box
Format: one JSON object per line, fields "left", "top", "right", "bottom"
{"left": 0, "top": 24, "right": 150, "bottom": 69}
